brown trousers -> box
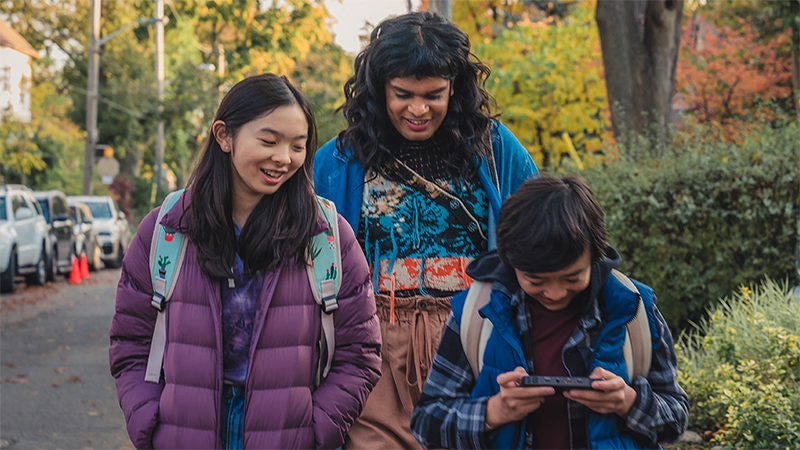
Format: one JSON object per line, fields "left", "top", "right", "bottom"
{"left": 345, "top": 293, "right": 451, "bottom": 449}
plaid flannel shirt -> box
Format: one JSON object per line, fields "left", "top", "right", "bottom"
{"left": 411, "top": 283, "right": 689, "bottom": 449}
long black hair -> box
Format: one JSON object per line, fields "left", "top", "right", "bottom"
{"left": 337, "top": 11, "right": 494, "bottom": 180}
{"left": 186, "top": 74, "right": 318, "bottom": 279}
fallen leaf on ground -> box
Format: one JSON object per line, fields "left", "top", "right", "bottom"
{"left": 55, "top": 367, "right": 66, "bottom": 374}
{"left": 87, "top": 411, "right": 100, "bottom": 416}
{"left": 58, "top": 345, "right": 71, "bottom": 351}
{"left": 1, "top": 378, "right": 29, "bottom": 384}
{"left": 67, "top": 375, "right": 82, "bottom": 383}
{"left": 5, "top": 362, "right": 16, "bottom": 368}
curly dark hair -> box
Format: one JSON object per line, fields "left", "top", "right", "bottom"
{"left": 185, "top": 74, "right": 318, "bottom": 279}
{"left": 337, "top": 11, "right": 495, "bottom": 180}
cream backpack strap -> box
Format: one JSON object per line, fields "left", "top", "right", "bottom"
{"left": 460, "top": 281, "right": 494, "bottom": 380}
{"left": 611, "top": 269, "right": 652, "bottom": 381}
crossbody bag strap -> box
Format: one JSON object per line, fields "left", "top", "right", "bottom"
{"left": 390, "top": 158, "right": 487, "bottom": 251}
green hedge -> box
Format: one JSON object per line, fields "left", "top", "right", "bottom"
{"left": 574, "top": 122, "right": 799, "bottom": 331}
{"left": 677, "top": 279, "right": 800, "bottom": 448}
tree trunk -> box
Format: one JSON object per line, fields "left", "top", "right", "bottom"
{"left": 429, "top": 0, "right": 452, "bottom": 20}
{"left": 596, "top": 0, "right": 684, "bottom": 149}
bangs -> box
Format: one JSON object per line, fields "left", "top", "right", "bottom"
{"left": 511, "top": 232, "right": 589, "bottom": 275}
{"left": 388, "top": 46, "right": 460, "bottom": 81}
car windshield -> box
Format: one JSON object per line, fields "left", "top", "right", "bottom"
{"left": 0, "top": 196, "right": 6, "bottom": 221}
{"left": 84, "top": 201, "right": 113, "bottom": 219}
{"left": 37, "top": 199, "right": 51, "bottom": 223}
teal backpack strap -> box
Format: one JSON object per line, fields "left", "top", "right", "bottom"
{"left": 306, "top": 196, "right": 342, "bottom": 384}
{"left": 610, "top": 269, "right": 652, "bottom": 381}
{"left": 145, "top": 189, "right": 188, "bottom": 383}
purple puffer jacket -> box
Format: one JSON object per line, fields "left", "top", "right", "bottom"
{"left": 109, "top": 191, "right": 382, "bottom": 449}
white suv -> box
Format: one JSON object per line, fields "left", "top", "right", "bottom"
{"left": 1, "top": 185, "right": 50, "bottom": 293}
{"left": 67, "top": 196, "right": 131, "bottom": 268}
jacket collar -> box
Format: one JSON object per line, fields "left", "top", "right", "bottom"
{"left": 160, "top": 188, "right": 192, "bottom": 233}
{"left": 331, "top": 138, "right": 351, "bottom": 164}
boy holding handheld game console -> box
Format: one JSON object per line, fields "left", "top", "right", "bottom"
{"left": 411, "top": 174, "right": 688, "bottom": 449}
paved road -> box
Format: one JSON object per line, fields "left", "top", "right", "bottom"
{"left": 0, "top": 269, "right": 132, "bottom": 450}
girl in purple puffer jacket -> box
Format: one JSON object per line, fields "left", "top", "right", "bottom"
{"left": 109, "top": 74, "right": 382, "bottom": 450}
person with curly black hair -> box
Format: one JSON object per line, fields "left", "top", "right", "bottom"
{"left": 314, "top": 11, "right": 538, "bottom": 449}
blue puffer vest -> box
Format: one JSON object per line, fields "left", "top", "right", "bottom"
{"left": 451, "top": 270, "right": 660, "bottom": 449}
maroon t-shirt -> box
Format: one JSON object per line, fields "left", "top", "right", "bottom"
{"left": 526, "top": 292, "right": 586, "bottom": 449}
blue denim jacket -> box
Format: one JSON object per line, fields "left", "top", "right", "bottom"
{"left": 313, "top": 120, "right": 538, "bottom": 250}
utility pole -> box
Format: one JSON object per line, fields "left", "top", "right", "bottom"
{"left": 83, "top": 0, "right": 101, "bottom": 195}
{"left": 217, "top": 43, "right": 225, "bottom": 78}
{"left": 151, "top": 0, "right": 165, "bottom": 205}
{"left": 429, "top": 0, "right": 452, "bottom": 20}
{"left": 82, "top": 1, "right": 162, "bottom": 196}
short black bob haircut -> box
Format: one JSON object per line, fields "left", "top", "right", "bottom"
{"left": 496, "top": 174, "right": 608, "bottom": 274}
{"left": 337, "top": 11, "right": 494, "bottom": 180}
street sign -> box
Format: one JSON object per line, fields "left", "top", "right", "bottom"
{"left": 97, "top": 157, "right": 119, "bottom": 179}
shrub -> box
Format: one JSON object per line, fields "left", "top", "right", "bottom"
{"left": 576, "top": 119, "right": 799, "bottom": 330}
{"left": 676, "top": 279, "right": 800, "bottom": 448}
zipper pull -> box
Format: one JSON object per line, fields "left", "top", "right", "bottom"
{"left": 228, "top": 278, "right": 235, "bottom": 288}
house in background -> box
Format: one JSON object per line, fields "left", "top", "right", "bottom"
{"left": 0, "top": 19, "right": 38, "bottom": 123}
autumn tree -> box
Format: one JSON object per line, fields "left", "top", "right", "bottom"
{"left": 0, "top": 69, "right": 86, "bottom": 189}
{"left": 453, "top": 1, "right": 611, "bottom": 169}
{"left": 675, "top": 16, "right": 793, "bottom": 141}
{"left": 1, "top": 0, "right": 351, "bottom": 208}
{"left": 595, "top": 0, "right": 684, "bottom": 148}
{"left": 699, "top": 0, "right": 800, "bottom": 116}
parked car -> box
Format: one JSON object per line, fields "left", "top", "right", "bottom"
{"left": 34, "top": 190, "right": 76, "bottom": 281}
{"left": 67, "top": 200, "right": 102, "bottom": 271}
{"left": 67, "top": 196, "right": 130, "bottom": 268}
{"left": 0, "top": 184, "right": 50, "bottom": 293}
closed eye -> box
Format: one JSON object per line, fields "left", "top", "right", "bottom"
{"left": 260, "top": 139, "right": 276, "bottom": 145}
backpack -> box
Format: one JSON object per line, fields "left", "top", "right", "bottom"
{"left": 460, "top": 269, "right": 652, "bottom": 382}
{"left": 144, "top": 189, "right": 342, "bottom": 385}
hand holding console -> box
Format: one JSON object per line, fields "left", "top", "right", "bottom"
{"left": 519, "top": 376, "right": 602, "bottom": 394}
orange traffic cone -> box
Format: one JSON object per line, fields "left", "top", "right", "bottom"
{"left": 69, "top": 256, "right": 82, "bottom": 284}
{"left": 80, "top": 253, "right": 89, "bottom": 279}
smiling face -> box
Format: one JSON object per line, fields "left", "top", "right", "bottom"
{"left": 514, "top": 250, "right": 592, "bottom": 311}
{"left": 217, "top": 104, "right": 308, "bottom": 207}
{"left": 384, "top": 76, "right": 453, "bottom": 141}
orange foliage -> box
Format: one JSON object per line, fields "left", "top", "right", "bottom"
{"left": 675, "top": 15, "right": 793, "bottom": 142}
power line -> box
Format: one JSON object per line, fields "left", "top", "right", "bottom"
{"left": 66, "top": 84, "right": 145, "bottom": 119}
